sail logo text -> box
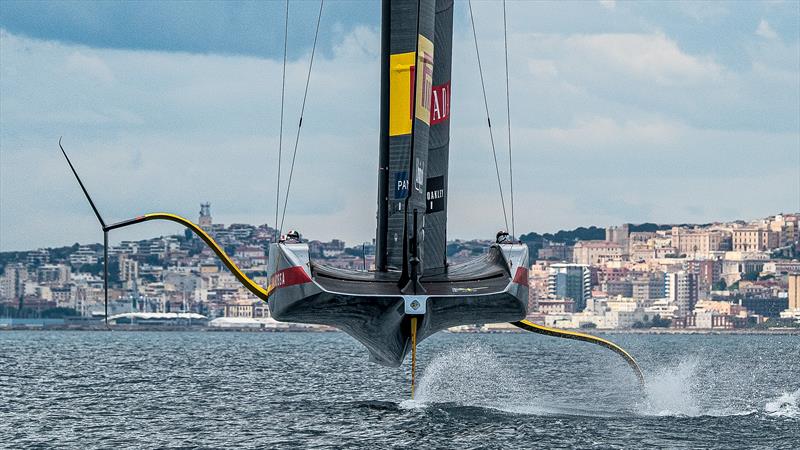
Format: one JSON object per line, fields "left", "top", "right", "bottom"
{"left": 425, "top": 176, "right": 445, "bottom": 213}
{"left": 430, "top": 82, "right": 450, "bottom": 125}
{"left": 394, "top": 171, "right": 409, "bottom": 199}
{"left": 407, "top": 75, "right": 450, "bottom": 125}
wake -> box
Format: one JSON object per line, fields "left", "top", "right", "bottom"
{"left": 401, "top": 345, "right": 797, "bottom": 420}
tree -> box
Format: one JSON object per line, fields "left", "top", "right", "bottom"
{"left": 712, "top": 279, "right": 727, "bottom": 291}
{"left": 741, "top": 271, "right": 759, "bottom": 282}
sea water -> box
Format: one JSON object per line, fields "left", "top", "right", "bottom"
{"left": 1, "top": 331, "right": 798, "bottom": 448}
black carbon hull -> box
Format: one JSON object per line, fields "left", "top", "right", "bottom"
{"left": 267, "top": 243, "right": 529, "bottom": 367}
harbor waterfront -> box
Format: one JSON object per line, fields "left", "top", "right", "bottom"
{"left": 4, "top": 211, "right": 800, "bottom": 335}
{"left": 1, "top": 331, "right": 798, "bottom": 448}
{"left": 2, "top": 321, "right": 800, "bottom": 335}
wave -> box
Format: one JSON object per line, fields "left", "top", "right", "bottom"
{"left": 637, "top": 359, "right": 702, "bottom": 417}
{"left": 764, "top": 389, "right": 800, "bottom": 419}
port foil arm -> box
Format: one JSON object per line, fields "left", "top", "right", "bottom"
{"left": 511, "top": 319, "right": 645, "bottom": 387}
{"left": 106, "top": 213, "right": 274, "bottom": 301}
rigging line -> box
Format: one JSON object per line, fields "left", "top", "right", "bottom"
{"left": 502, "top": 0, "right": 516, "bottom": 242}
{"left": 279, "top": 0, "right": 324, "bottom": 236}
{"left": 468, "top": 0, "right": 509, "bottom": 234}
{"left": 275, "top": 0, "right": 289, "bottom": 239}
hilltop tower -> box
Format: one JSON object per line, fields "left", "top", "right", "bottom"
{"left": 198, "top": 202, "right": 212, "bottom": 229}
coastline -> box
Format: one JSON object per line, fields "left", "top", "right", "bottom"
{"left": 1, "top": 324, "right": 799, "bottom": 335}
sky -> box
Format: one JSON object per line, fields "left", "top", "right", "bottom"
{"left": 1, "top": 0, "right": 798, "bottom": 251}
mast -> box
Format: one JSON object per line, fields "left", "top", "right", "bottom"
{"left": 375, "top": 0, "right": 452, "bottom": 275}
{"left": 375, "top": 0, "right": 437, "bottom": 277}
{"left": 376, "top": 0, "right": 391, "bottom": 272}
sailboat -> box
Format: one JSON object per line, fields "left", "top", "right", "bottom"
{"left": 59, "top": 0, "right": 644, "bottom": 393}
{"left": 269, "top": 0, "right": 529, "bottom": 367}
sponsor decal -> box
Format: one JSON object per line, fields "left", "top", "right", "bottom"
{"left": 430, "top": 82, "right": 450, "bottom": 125}
{"left": 452, "top": 287, "right": 488, "bottom": 293}
{"left": 394, "top": 171, "right": 409, "bottom": 199}
{"left": 414, "top": 35, "right": 434, "bottom": 125}
{"left": 389, "top": 52, "right": 415, "bottom": 136}
{"left": 414, "top": 159, "right": 425, "bottom": 193}
{"left": 271, "top": 266, "right": 312, "bottom": 290}
{"left": 409, "top": 69, "right": 450, "bottom": 125}
{"left": 425, "top": 175, "right": 445, "bottom": 213}
{"left": 388, "top": 42, "right": 448, "bottom": 136}
{"left": 512, "top": 266, "right": 529, "bottom": 286}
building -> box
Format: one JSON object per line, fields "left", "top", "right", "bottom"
{"left": 645, "top": 298, "right": 679, "bottom": 319}
{"left": 36, "top": 264, "right": 71, "bottom": 285}
{"left": 198, "top": 202, "right": 212, "bottom": 230}
{"left": 537, "top": 240, "right": 571, "bottom": 261}
{"left": 687, "top": 259, "right": 722, "bottom": 292}
{"left": 597, "top": 267, "right": 628, "bottom": 285}
{"left": 26, "top": 249, "right": 51, "bottom": 266}
{"left": 572, "top": 241, "right": 624, "bottom": 265}
{"left": 224, "top": 298, "right": 269, "bottom": 318}
{"left": 762, "top": 261, "right": 800, "bottom": 275}
{"left": 537, "top": 298, "right": 575, "bottom": 315}
{"left": 768, "top": 214, "right": 799, "bottom": 247}
{"left": 321, "top": 240, "right": 346, "bottom": 257}
{"left": 602, "top": 279, "right": 633, "bottom": 297}
{"left": 0, "top": 263, "right": 28, "bottom": 301}
{"left": 732, "top": 228, "right": 779, "bottom": 252}
{"left": 527, "top": 261, "right": 552, "bottom": 310}
{"left": 548, "top": 264, "right": 591, "bottom": 312}
{"left": 631, "top": 273, "right": 665, "bottom": 303}
{"left": 119, "top": 255, "right": 139, "bottom": 286}
{"left": 605, "top": 224, "right": 630, "bottom": 250}
{"left": 665, "top": 271, "right": 698, "bottom": 317}
{"left": 789, "top": 274, "right": 800, "bottom": 310}
{"left": 671, "top": 227, "right": 730, "bottom": 258}
{"left": 69, "top": 246, "right": 99, "bottom": 266}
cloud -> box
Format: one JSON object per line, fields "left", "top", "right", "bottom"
{"left": 756, "top": 19, "right": 778, "bottom": 40}
{"left": 1, "top": 1, "right": 798, "bottom": 251}
{"left": 65, "top": 51, "right": 115, "bottom": 84}
{"left": 0, "top": 0, "right": 378, "bottom": 59}
{"left": 563, "top": 33, "right": 722, "bottom": 86}
{"left": 527, "top": 59, "right": 559, "bottom": 78}
{"left": 598, "top": 0, "right": 616, "bottom": 10}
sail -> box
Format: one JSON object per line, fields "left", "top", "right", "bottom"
{"left": 422, "top": 0, "right": 453, "bottom": 271}
{"left": 376, "top": 0, "right": 439, "bottom": 274}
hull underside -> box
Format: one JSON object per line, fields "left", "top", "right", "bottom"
{"left": 268, "top": 244, "right": 529, "bottom": 367}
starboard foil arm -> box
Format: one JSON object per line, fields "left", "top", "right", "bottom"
{"left": 512, "top": 319, "right": 644, "bottom": 386}
{"left": 105, "top": 213, "right": 274, "bottom": 301}
{"left": 60, "top": 139, "right": 273, "bottom": 316}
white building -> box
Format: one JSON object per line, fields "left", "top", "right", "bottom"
{"left": 665, "top": 271, "right": 698, "bottom": 317}
{"left": 69, "top": 246, "right": 99, "bottom": 266}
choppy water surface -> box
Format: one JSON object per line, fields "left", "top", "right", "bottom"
{"left": 1, "top": 331, "right": 798, "bottom": 449}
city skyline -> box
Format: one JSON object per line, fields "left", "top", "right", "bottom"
{"left": 2, "top": 1, "right": 798, "bottom": 251}
{"left": 3, "top": 209, "right": 798, "bottom": 331}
